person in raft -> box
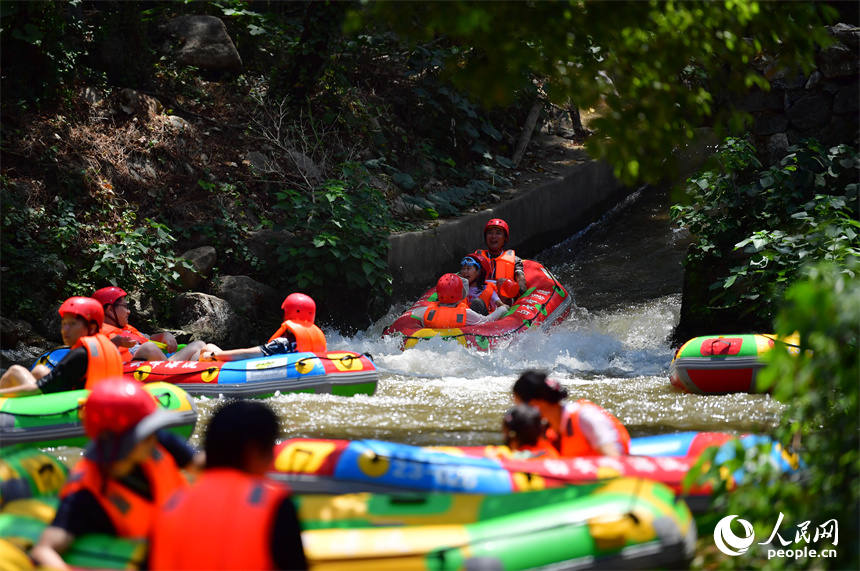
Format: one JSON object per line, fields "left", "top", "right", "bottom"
{"left": 512, "top": 370, "right": 631, "bottom": 457}
{"left": 411, "top": 273, "right": 508, "bottom": 328}
{"left": 471, "top": 218, "right": 528, "bottom": 304}
{"left": 92, "top": 286, "right": 219, "bottom": 362}
{"left": 150, "top": 400, "right": 307, "bottom": 571}
{"left": 0, "top": 297, "right": 123, "bottom": 396}
{"left": 459, "top": 254, "right": 507, "bottom": 316}
{"left": 30, "top": 378, "right": 203, "bottom": 570}
{"left": 502, "top": 403, "right": 560, "bottom": 459}
{"left": 200, "top": 292, "right": 326, "bottom": 362}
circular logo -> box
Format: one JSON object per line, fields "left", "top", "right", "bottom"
{"left": 714, "top": 515, "right": 755, "bottom": 556}
{"left": 133, "top": 364, "right": 152, "bottom": 382}
{"left": 357, "top": 449, "right": 390, "bottom": 478}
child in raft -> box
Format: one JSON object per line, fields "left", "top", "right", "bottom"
{"left": 459, "top": 254, "right": 506, "bottom": 316}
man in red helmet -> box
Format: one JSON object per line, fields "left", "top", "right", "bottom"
{"left": 472, "top": 218, "right": 528, "bottom": 304}
{"left": 411, "top": 273, "right": 508, "bottom": 328}
{"left": 0, "top": 297, "right": 123, "bottom": 396}
{"left": 200, "top": 293, "right": 326, "bottom": 362}
{"left": 30, "top": 378, "right": 202, "bottom": 570}
{"left": 92, "top": 286, "right": 215, "bottom": 362}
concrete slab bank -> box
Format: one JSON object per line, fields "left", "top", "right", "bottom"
{"left": 388, "top": 159, "right": 631, "bottom": 301}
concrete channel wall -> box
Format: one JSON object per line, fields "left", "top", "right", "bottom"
{"left": 387, "top": 159, "right": 631, "bottom": 301}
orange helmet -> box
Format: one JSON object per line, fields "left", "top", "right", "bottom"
{"left": 281, "top": 293, "right": 316, "bottom": 323}
{"left": 92, "top": 286, "right": 128, "bottom": 307}
{"left": 484, "top": 218, "right": 509, "bottom": 243}
{"left": 58, "top": 297, "right": 104, "bottom": 329}
{"left": 436, "top": 273, "right": 467, "bottom": 304}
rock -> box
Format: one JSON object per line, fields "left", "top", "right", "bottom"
{"left": 753, "top": 110, "right": 789, "bottom": 136}
{"left": 287, "top": 150, "right": 324, "bottom": 184}
{"left": 827, "top": 23, "right": 860, "bottom": 50}
{"left": 787, "top": 93, "right": 833, "bottom": 131}
{"left": 176, "top": 246, "right": 217, "bottom": 291}
{"left": 211, "top": 275, "right": 282, "bottom": 321}
{"left": 766, "top": 133, "right": 790, "bottom": 166}
{"left": 119, "top": 89, "right": 162, "bottom": 117}
{"left": 245, "top": 229, "right": 294, "bottom": 268}
{"left": 35, "top": 304, "right": 63, "bottom": 345}
{"left": 165, "top": 115, "right": 193, "bottom": 133}
{"left": 833, "top": 80, "right": 860, "bottom": 115}
{"left": 818, "top": 43, "right": 859, "bottom": 79}
{"left": 172, "top": 292, "right": 246, "bottom": 348}
{"left": 125, "top": 291, "right": 161, "bottom": 332}
{"left": 0, "top": 316, "right": 31, "bottom": 350}
{"left": 246, "top": 151, "right": 276, "bottom": 173}
{"left": 80, "top": 86, "right": 105, "bottom": 106}
{"left": 161, "top": 16, "right": 243, "bottom": 73}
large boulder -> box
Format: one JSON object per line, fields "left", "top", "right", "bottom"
{"left": 160, "top": 16, "right": 243, "bottom": 73}
{"left": 211, "top": 275, "right": 283, "bottom": 322}
{"left": 172, "top": 292, "right": 246, "bottom": 348}
{"left": 177, "top": 246, "right": 217, "bottom": 291}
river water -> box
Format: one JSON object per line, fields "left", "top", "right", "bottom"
{"left": 186, "top": 184, "right": 785, "bottom": 450}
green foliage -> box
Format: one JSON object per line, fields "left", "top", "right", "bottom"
{"left": 273, "top": 165, "right": 393, "bottom": 316}
{"left": 0, "top": 0, "right": 87, "bottom": 111}
{"left": 671, "top": 137, "right": 860, "bottom": 325}
{"left": 360, "top": 0, "right": 837, "bottom": 184}
{"left": 84, "top": 219, "right": 191, "bottom": 310}
{"left": 691, "top": 260, "right": 859, "bottom": 569}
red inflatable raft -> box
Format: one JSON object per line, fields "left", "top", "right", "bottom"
{"left": 383, "top": 259, "right": 573, "bottom": 350}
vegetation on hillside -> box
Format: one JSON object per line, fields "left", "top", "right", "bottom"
{"left": 0, "top": 0, "right": 843, "bottom": 330}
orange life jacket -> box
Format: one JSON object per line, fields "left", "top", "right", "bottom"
{"left": 475, "top": 249, "right": 517, "bottom": 281}
{"left": 70, "top": 334, "right": 123, "bottom": 388}
{"left": 477, "top": 282, "right": 499, "bottom": 311}
{"left": 149, "top": 468, "right": 287, "bottom": 571}
{"left": 101, "top": 323, "right": 149, "bottom": 363}
{"left": 422, "top": 301, "right": 468, "bottom": 328}
{"left": 268, "top": 320, "right": 327, "bottom": 352}
{"left": 555, "top": 400, "right": 631, "bottom": 457}
{"left": 60, "top": 445, "right": 185, "bottom": 539}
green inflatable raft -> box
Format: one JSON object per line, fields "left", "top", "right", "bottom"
{"left": 0, "top": 382, "right": 198, "bottom": 449}
{"left": 0, "top": 478, "right": 695, "bottom": 570}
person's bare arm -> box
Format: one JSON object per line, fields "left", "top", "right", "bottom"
{"left": 150, "top": 331, "right": 178, "bottom": 353}
{"left": 31, "top": 526, "right": 75, "bottom": 570}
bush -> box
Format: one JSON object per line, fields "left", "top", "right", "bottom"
{"left": 671, "top": 137, "right": 859, "bottom": 328}
{"left": 691, "top": 259, "right": 859, "bottom": 569}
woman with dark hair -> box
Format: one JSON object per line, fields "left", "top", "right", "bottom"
{"left": 150, "top": 401, "right": 307, "bottom": 570}
{"left": 512, "top": 370, "right": 630, "bottom": 457}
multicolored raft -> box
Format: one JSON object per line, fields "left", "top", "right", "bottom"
{"left": 0, "top": 381, "right": 197, "bottom": 449}
{"left": 269, "top": 432, "right": 803, "bottom": 514}
{"left": 0, "top": 479, "right": 696, "bottom": 570}
{"left": 33, "top": 348, "right": 378, "bottom": 399}
{"left": 383, "top": 259, "right": 573, "bottom": 350}
{"left": 669, "top": 333, "right": 799, "bottom": 394}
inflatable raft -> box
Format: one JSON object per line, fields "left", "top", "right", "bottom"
{"left": 0, "top": 479, "right": 695, "bottom": 570}
{"left": 383, "top": 259, "right": 573, "bottom": 350}
{"left": 34, "top": 347, "right": 378, "bottom": 398}
{"left": 269, "top": 432, "right": 802, "bottom": 514}
{"left": 1, "top": 446, "right": 68, "bottom": 506}
{"left": 0, "top": 382, "right": 197, "bottom": 449}
{"left": 669, "top": 333, "right": 799, "bottom": 394}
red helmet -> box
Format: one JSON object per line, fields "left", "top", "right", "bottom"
{"left": 484, "top": 218, "right": 509, "bottom": 243}
{"left": 436, "top": 273, "right": 467, "bottom": 304}
{"left": 92, "top": 286, "right": 128, "bottom": 307}
{"left": 58, "top": 297, "right": 104, "bottom": 329}
{"left": 282, "top": 293, "right": 316, "bottom": 323}
{"left": 83, "top": 378, "right": 157, "bottom": 439}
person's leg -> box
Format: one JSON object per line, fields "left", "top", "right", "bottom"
{"left": 470, "top": 298, "right": 489, "bottom": 316}
{"left": 30, "top": 364, "right": 51, "bottom": 380}
{"left": 169, "top": 340, "right": 206, "bottom": 361}
{"left": 0, "top": 365, "right": 37, "bottom": 388}
{"left": 133, "top": 342, "right": 168, "bottom": 361}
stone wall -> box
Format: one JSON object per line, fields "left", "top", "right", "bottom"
{"left": 387, "top": 159, "right": 628, "bottom": 301}
{"left": 745, "top": 23, "right": 859, "bottom": 165}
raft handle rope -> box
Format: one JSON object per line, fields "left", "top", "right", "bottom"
{"left": 128, "top": 352, "right": 375, "bottom": 378}
{"left": 400, "top": 267, "right": 570, "bottom": 345}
